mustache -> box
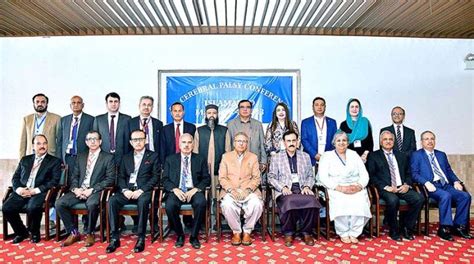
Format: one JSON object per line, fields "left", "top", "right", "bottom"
{"left": 288, "top": 145, "right": 295, "bottom": 148}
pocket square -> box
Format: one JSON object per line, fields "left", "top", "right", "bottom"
{"left": 144, "top": 160, "right": 152, "bottom": 165}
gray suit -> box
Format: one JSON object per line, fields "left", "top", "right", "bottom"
{"left": 227, "top": 117, "right": 267, "bottom": 164}
{"left": 93, "top": 112, "right": 131, "bottom": 164}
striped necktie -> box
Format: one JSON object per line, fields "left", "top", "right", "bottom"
{"left": 396, "top": 125, "right": 403, "bottom": 151}
{"left": 429, "top": 153, "right": 446, "bottom": 185}
{"left": 385, "top": 152, "right": 397, "bottom": 187}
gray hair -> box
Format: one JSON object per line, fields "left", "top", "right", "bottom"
{"left": 420, "top": 130, "right": 435, "bottom": 140}
{"left": 139, "top": 95, "right": 154, "bottom": 104}
{"left": 331, "top": 130, "right": 348, "bottom": 146}
{"left": 379, "top": 130, "right": 395, "bottom": 142}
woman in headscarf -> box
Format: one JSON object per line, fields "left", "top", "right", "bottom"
{"left": 339, "top": 98, "right": 373, "bottom": 163}
{"left": 264, "top": 102, "right": 299, "bottom": 157}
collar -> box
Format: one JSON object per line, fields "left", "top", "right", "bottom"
{"left": 35, "top": 111, "right": 48, "bottom": 119}
{"left": 35, "top": 153, "right": 47, "bottom": 160}
{"left": 393, "top": 123, "right": 404, "bottom": 129}
{"left": 89, "top": 149, "right": 100, "bottom": 156}
{"left": 108, "top": 112, "right": 119, "bottom": 118}
{"left": 180, "top": 153, "right": 192, "bottom": 160}
{"left": 424, "top": 149, "right": 435, "bottom": 156}
{"left": 314, "top": 115, "right": 325, "bottom": 121}
{"left": 239, "top": 118, "right": 251, "bottom": 124}
{"left": 134, "top": 149, "right": 145, "bottom": 156}
{"left": 72, "top": 112, "right": 83, "bottom": 120}
{"left": 174, "top": 120, "right": 184, "bottom": 126}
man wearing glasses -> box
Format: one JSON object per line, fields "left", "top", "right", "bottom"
{"left": 219, "top": 132, "right": 263, "bottom": 246}
{"left": 106, "top": 129, "right": 160, "bottom": 253}
{"left": 55, "top": 130, "right": 115, "bottom": 247}
{"left": 227, "top": 100, "right": 267, "bottom": 173}
{"left": 380, "top": 106, "right": 416, "bottom": 156}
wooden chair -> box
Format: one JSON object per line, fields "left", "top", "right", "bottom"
{"left": 317, "top": 184, "right": 373, "bottom": 240}
{"left": 266, "top": 185, "right": 320, "bottom": 241}
{"left": 2, "top": 166, "right": 66, "bottom": 241}
{"left": 215, "top": 185, "right": 267, "bottom": 242}
{"left": 417, "top": 182, "right": 470, "bottom": 235}
{"left": 157, "top": 186, "right": 211, "bottom": 242}
{"left": 368, "top": 185, "right": 422, "bottom": 237}
{"left": 105, "top": 187, "right": 157, "bottom": 242}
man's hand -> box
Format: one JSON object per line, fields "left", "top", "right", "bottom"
{"left": 315, "top": 153, "right": 322, "bottom": 161}
{"left": 425, "top": 182, "right": 436, "bottom": 192}
{"left": 82, "top": 188, "right": 93, "bottom": 199}
{"left": 384, "top": 186, "right": 397, "bottom": 193}
{"left": 360, "top": 151, "right": 369, "bottom": 163}
{"left": 397, "top": 184, "right": 410, "bottom": 194}
{"left": 73, "top": 188, "right": 84, "bottom": 198}
{"left": 259, "top": 163, "right": 267, "bottom": 173}
{"left": 173, "top": 188, "right": 186, "bottom": 202}
{"left": 131, "top": 189, "right": 144, "bottom": 200}
{"left": 301, "top": 186, "right": 314, "bottom": 196}
{"left": 18, "top": 187, "right": 32, "bottom": 198}
{"left": 185, "top": 188, "right": 198, "bottom": 203}
{"left": 281, "top": 186, "right": 292, "bottom": 196}
{"left": 453, "top": 181, "right": 464, "bottom": 191}
{"left": 123, "top": 190, "right": 134, "bottom": 200}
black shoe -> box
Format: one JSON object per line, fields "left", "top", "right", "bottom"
{"left": 189, "top": 236, "right": 201, "bottom": 249}
{"left": 134, "top": 238, "right": 145, "bottom": 253}
{"left": 12, "top": 234, "right": 28, "bottom": 244}
{"left": 389, "top": 230, "right": 402, "bottom": 241}
{"left": 30, "top": 234, "right": 41, "bottom": 243}
{"left": 175, "top": 235, "right": 185, "bottom": 248}
{"left": 402, "top": 228, "right": 415, "bottom": 241}
{"left": 437, "top": 227, "right": 454, "bottom": 241}
{"left": 106, "top": 238, "right": 121, "bottom": 253}
{"left": 452, "top": 226, "right": 472, "bottom": 239}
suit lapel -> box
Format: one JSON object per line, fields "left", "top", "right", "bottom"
{"left": 35, "top": 154, "right": 49, "bottom": 180}
{"left": 422, "top": 151, "right": 434, "bottom": 179}
{"left": 64, "top": 115, "right": 72, "bottom": 142}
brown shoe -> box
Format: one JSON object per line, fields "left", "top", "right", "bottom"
{"left": 84, "top": 234, "right": 95, "bottom": 247}
{"left": 242, "top": 232, "right": 252, "bottom": 246}
{"left": 284, "top": 235, "right": 293, "bottom": 247}
{"left": 303, "top": 235, "right": 315, "bottom": 246}
{"left": 62, "top": 234, "right": 81, "bottom": 247}
{"left": 231, "top": 233, "right": 241, "bottom": 246}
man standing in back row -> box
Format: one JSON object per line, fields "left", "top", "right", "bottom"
{"left": 380, "top": 106, "right": 416, "bottom": 156}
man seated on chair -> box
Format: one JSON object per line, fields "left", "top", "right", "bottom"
{"left": 267, "top": 131, "right": 321, "bottom": 247}
{"left": 219, "top": 132, "right": 264, "bottom": 246}
{"left": 55, "top": 130, "right": 115, "bottom": 247}
{"left": 162, "top": 133, "right": 210, "bottom": 249}
{"left": 411, "top": 130, "right": 472, "bottom": 241}
{"left": 3, "top": 134, "right": 61, "bottom": 244}
{"left": 367, "top": 130, "right": 424, "bottom": 241}
{"left": 106, "top": 129, "right": 160, "bottom": 253}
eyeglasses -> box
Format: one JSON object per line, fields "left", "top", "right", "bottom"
{"left": 239, "top": 106, "right": 252, "bottom": 109}
{"left": 86, "top": 137, "right": 99, "bottom": 142}
{"left": 234, "top": 139, "right": 248, "bottom": 144}
{"left": 130, "top": 138, "right": 146, "bottom": 143}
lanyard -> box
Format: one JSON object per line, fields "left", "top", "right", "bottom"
{"left": 35, "top": 114, "right": 47, "bottom": 131}
{"left": 334, "top": 150, "right": 346, "bottom": 166}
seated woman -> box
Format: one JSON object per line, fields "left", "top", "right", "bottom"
{"left": 318, "top": 131, "right": 371, "bottom": 244}
{"left": 264, "top": 102, "right": 299, "bottom": 157}
{"left": 339, "top": 98, "right": 373, "bottom": 163}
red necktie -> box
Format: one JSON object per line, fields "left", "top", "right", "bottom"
{"left": 175, "top": 123, "right": 181, "bottom": 153}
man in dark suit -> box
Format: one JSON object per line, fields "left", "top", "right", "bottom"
{"left": 93, "top": 92, "right": 131, "bottom": 165}
{"left": 367, "top": 131, "right": 424, "bottom": 241}
{"left": 380, "top": 106, "right": 416, "bottom": 156}
{"left": 128, "top": 96, "right": 163, "bottom": 163}
{"left": 55, "top": 130, "right": 115, "bottom": 247}
{"left": 106, "top": 129, "right": 160, "bottom": 253}
{"left": 160, "top": 102, "right": 196, "bottom": 161}
{"left": 162, "top": 133, "right": 210, "bottom": 249}
{"left": 411, "top": 130, "right": 472, "bottom": 241}
{"left": 58, "top": 95, "right": 94, "bottom": 177}
{"left": 3, "top": 134, "right": 61, "bottom": 243}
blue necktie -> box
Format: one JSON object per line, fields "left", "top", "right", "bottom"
{"left": 71, "top": 117, "right": 79, "bottom": 155}
{"left": 180, "top": 156, "right": 189, "bottom": 192}
{"left": 429, "top": 153, "right": 446, "bottom": 185}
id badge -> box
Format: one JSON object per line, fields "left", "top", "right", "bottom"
{"left": 129, "top": 172, "right": 137, "bottom": 184}
{"left": 354, "top": 140, "right": 362, "bottom": 148}
{"left": 66, "top": 141, "right": 73, "bottom": 151}
{"left": 291, "top": 173, "right": 299, "bottom": 183}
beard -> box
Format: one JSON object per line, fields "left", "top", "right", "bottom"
{"left": 34, "top": 105, "right": 47, "bottom": 113}
{"left": 205, "top": 116, "right": 219, "bottom": 129}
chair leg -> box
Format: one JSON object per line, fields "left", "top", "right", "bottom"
{"left": 424, "top": 204, "right": 430, "bottom": 235}
{"left": 150, "top": 207, "right": 155, "bottom": 243}
{"left": 315, "top": 211, "right": 320, "bottom": 240}
{"left": 271, "top": 208, "right": 276, "bottom": 242}
{"left": 325, "top": 217, "right": 330, "bottom": 240}
{"left": 56, "top": 212, "right": 61, "bottom": 241}
{"left": 261, "top": 208, "right": 266, "bottom": 242}
{"left": 106, "top": 204, "right": 110, "bottom": 243}
{"left": 216, "top": 208, "right": 221, "bottom": 243}
{"left": 45, "top": 209, "right": 50, "bottom": 241}
{"left": 159, "top": 209, "right": 164, "bottom": 243}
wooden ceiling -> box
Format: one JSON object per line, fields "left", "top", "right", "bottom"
{"left": 1, "top": 0, "right": 473, "bottom": 38}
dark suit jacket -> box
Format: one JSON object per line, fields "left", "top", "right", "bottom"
{"left": 93, "top": 112, "right": 131, "bottom": 164}
{"left": 128, "top": 116, "right": 163, "bottom": 163}
{"left": 410, "top": 149, "right": 460, "bottom": 185}
{"left": 12, "top": 154, "right": 62, "bottom": 193}
{"left": 118, "top": 150, "right": 160, "bottom": 192}
{"left": 58, "top": 112, "right": 94, "bottom": 161}
{"left": 380, "top": 125, "right": 416, "bottom": 155}
{"left": 367, "top": 149, "right": 413, "bottom": 191}
{"left": 162, "top": 153, "right": 210, "bottom": 193}
{"left": 70, "top": 150, "right": 115, "bottom": 193}
{"left": 160, "top": 121, "right": 196, "bottom": 161}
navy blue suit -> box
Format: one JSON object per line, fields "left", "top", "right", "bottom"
{"left": 160, "top": 121, "right": 196, "bottom": 161}
{"left": 410, "top": 149, "right": 471, "bottom": 226}
{"left": 128, "top": 116, "right": 163, "bottom": 163}
{"left": 300, "top": 116, "right": 337, "bottom": 166}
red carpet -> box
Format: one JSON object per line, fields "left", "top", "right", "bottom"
{"left": 1, "top": 222, "right": 473, "bottom": 263}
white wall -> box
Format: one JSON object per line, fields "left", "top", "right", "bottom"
{"left": 0, "top": 35, "right": 472, "bottom": 158}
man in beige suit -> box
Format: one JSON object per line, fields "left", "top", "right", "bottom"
{"left": 19, "top": 93, "right": 61, "bottom": 158}
{"left": 219, "top": 131, "right": 263, "bottom": 246}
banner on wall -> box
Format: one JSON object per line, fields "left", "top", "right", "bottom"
{"left": 159, "top": 71, "right": 300, "bottom": 125}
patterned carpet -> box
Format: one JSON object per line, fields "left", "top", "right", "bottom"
{"left": 1, "top": 222, "right": 473, "bottom": 263}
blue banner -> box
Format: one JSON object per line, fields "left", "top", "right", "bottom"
{"left": 166, "top": 76, "right": 293, "bottom": 124}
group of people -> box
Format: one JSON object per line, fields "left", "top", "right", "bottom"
{"left": 2, "top": 92, "right": 471, "bottom": 254}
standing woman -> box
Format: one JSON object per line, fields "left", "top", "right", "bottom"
{"left": 318, "top": 131, "right": 371, "bottom": 244}
{"left": 339, "top": 98, "right": 373, "bottom": 163}
{"left": 264, "top": 102, "right": 299, "bottom": 157}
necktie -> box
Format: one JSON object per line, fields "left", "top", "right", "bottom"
{"left": 386, "top": 152, "right": 398, "bottom": 187}
{"left": 110, "top": 115, "right": 116, "bottom": 152}
{"left": 180, "top": 156, "right": 189, "bottom": 192}
{"left": 83, "top": 153, "right": 95, "bottom": 188}
{"left": 71, "top": 117, "right": 79, "bottom": 155}
{"left": 142, "top": 118, "right": 149, "bottom": 150}
{"left": 396, "top": 125, "right": 403, "bottom": 151}
{"left": 27, "top": 157, "right": 44, "bottom": 188}
{"left": 429, "top": 153, "right": 446, "bottom": 185}
{"left": 175, "top": 123, "right": 181, "bottom": 153}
